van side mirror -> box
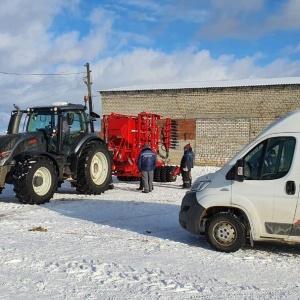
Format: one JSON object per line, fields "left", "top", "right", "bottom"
{"left": 235, "top": 159, "right": 244, "bottom": 182}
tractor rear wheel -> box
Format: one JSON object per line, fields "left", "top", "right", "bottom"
{"left": 76, "top": 142, "right": 112, "bottom": 194}
{"left": 13, "top": 156, "right": 57, "bottom": 205}
{"left": 166, "top": 166, "right": 177, "bottom": 182}
{"left": 154, "top": 166, "right": 162, "bottom": 182}
{"left": 160, "top": 166, "right": 167, "bottom": 182}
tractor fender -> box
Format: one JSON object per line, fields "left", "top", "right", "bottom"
{"left": 14, "top": 150, "right": 62, "bottom": 176}
{"left": 69, "top": 134, "right": 108, "bottom": 176}
{"left": 71, "top": 134, "right": 106, "bottom": 158}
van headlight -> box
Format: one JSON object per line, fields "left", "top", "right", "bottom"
{"left": 191, "top": 181, "right": 210, "bottom": 192}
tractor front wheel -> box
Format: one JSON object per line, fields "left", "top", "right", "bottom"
{"left": 13, "top": 156, "right": 57, "bottom": 205}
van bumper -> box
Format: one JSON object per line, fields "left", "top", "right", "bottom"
{"left": 179, "top": 191, "right": 205, "bottom": 235}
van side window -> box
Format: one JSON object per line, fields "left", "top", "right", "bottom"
{"left": 243, "top": 137, "right": 295, "bottom": 180}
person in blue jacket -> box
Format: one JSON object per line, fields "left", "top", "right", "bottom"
{"left": 137, "top": 144, "right": 157, "bottom": 193}
{"left": 180, "top": 144, "right": 193, "bottom": 188}
{"left": 188, "top": 145, "right": 195, "bottom": 168}
{"left": 187, "top": 144, "right": 195, "bottom": 186}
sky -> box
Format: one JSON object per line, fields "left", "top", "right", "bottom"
{"left": 1, "top": 166, "right": 300, "bottom": 299}
{"left": 1, "top": 0, "right": 300, "bottom": 132}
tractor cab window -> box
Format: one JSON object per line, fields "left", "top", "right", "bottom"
{"left": 27, "top": 112, "right": 57, "bottom": 133}
{"left": 17, "top": 114, "right": 29, "bottom": 133}
{"left": 72, "top": 112, "right": 86, "bottom": 132}
{"left": 61, "top": 111, "right": 87, "bottom": 149}
{"left": 62, "top": 111, "right": 87, "bottom": 133}
{"left": 26, "top": 111, "right": 58, "bottom": 152}
{"left": 243, "top": 137, "right": 295, "bottom": 180}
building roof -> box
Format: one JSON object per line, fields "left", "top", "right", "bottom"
{"left": 99, "top": 77, "right": 300, "bottom": 92}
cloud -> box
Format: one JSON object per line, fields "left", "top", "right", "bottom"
{"left": 211, "top": 0, "right": 264, "bottom": 14}
{"left": 0, "top": 0, "right": 81, "bottom": 71}
{"left": 119, "top": 0, "right": 208, "bottom": 23}
{"left": 93, "top": 47, "right": 300, "bottom": 91}
{"left": 0, "top": 0, "right": 299, "bottom": 129}
{"left": 265, "top": 0, "right": 300, "bottom": 31}
{"left": 282, "top": 42, "right": 300, "bottom": 55}
{"left": 195, "top": 0, "right": 300, "bottom": 40}
{"left": 196, "top": 0, "right": 265, "bottom": 39}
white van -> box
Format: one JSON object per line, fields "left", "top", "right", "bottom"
{"left": 179, "top": 110, "right": 300, "bottom": 252}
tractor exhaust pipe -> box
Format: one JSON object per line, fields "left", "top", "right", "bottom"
{"left": 7, "top": 104, "right": 23, "bottom": 134}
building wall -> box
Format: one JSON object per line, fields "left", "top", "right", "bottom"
{"left": 100, "top": 84, "right": 300, "bottom": 166}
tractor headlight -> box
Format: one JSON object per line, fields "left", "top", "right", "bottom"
{"left": 191, "top": 180, "right": 210, "bottom": 192}
{"left": 0, "top": 151, "right": 12, "bottom": 166}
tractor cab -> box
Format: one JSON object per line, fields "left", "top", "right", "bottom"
{"left": 25, "top": 103, "right": 90, "bottom": 154}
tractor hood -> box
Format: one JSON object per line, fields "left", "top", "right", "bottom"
{"left": 0, "top": 134, "right": 24, "bottom": 152}
{"left": 0, "top": 132, "right": 46, "bottom": 166}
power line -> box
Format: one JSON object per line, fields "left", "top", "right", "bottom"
{"left": 0, "top": 75, "right": 84, "bottom": 98}
{"left": 0, "top": 71, "right": 85, "bottom": 76}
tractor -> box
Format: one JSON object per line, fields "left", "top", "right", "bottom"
{"left": 0, "top": 98, "right": 112, "bottom": 205}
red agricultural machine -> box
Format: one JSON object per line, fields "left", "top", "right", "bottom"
{"left": 102, "top": 112, "right": 180, "bottom": 182}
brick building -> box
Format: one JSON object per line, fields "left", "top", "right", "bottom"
{"left": 99, "top": 77, "right": 300, "bottom": 166}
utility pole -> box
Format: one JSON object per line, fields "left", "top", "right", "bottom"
{"left": 85, "top": 62, "right": 94, "bottom": 132}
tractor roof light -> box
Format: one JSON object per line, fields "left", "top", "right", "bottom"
{"left": 52, "top": 102, "right": 68, "bottom": 106}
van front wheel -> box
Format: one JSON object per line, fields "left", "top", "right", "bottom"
{"left": 205, "top": 213, "right": 245, "bottom": 253}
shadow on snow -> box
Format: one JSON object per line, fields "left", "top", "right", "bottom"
{"left": 47, "top": 195, "right": 209, "bottom": 249}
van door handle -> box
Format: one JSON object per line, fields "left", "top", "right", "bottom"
{"left": 286, "top": 181, "right": 296, "bottom": 195}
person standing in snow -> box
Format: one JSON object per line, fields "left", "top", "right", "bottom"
{"left": 187, "top": 144, "right": 195, "bottom": 186}
{"left": 137, "top": 144, "right": 157, "bottom": 193}
{"left": 180, "top": 144, "right": 193, "bottom": 188}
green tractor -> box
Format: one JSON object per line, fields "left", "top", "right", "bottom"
{"left": 0, "top": 99, "right": 112, "bottom": 204}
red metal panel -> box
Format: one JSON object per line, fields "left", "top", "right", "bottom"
{"left": 103, "top": 112, "right": 173, "bottom": 178}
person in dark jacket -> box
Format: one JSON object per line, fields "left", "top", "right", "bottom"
{"left": 137, "top": 144, "right": 157, "bottom": 193}
{"left": 188, "top": 145, "right": 195, "bottom": 168}
{"left": 180, "top": 144, "right": 193, "bottom": 188}
{"left": 266, "top": 149, "right": 277, "bottom": 172}
{"left": 187, "top": 144, "right": 195, "bottom": 186}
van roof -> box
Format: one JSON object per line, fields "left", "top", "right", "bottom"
{"left": 258, "top": 109, "right": 300, "bottom": 137}
{"left": 224, "top": 109, "right": 300, "bottom": 169}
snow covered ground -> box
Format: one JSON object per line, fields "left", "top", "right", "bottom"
{"left": 1, "top": 166, "right": 300, "bottom": 300}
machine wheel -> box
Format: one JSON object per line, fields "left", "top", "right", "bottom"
{"left": 154, "top": 166, "right": 162, "bottom": 182}
{"left": 166, "top": 166, "right": 177, "bottom": 182}
{"left": 76, "top": 142, "right": 112, "bottom": 194}
{"left": 205, "top": 213, "right": 246, "bottom": 253}
{"left": 160, "top": 166, "right": 167, "bottom": 182}
{"left": 13, "top": 156, "right": 57, "bottom": 205}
